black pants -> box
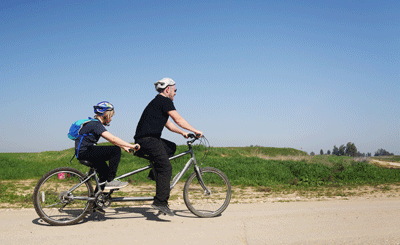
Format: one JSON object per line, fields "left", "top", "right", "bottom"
{"left": 135, "top": 137, "right": 176, "bottom": 206}
{"left": 78, "top": 145, "right": 122, "bottom": 183}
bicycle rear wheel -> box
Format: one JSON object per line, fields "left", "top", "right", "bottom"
{"left": 33, "top": 167, "right": 94, "bottom": 226}
{"left": 183, "top": 167, "right": 231, "bottom": 218}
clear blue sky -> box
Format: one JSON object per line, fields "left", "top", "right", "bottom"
{"left": 1, "top": 0, "right": 399, "bottom": 155}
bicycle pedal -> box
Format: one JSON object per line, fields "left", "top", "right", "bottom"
{"left": 156, "top": 210, "right": 166, "bottom": 216}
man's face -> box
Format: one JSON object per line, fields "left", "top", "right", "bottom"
{"left": 168, "top": 85, "right": 176, "bottom": 101}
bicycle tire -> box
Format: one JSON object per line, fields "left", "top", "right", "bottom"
{"left": 33, "top": 167, "right": 94, "bottom": 226}
{"left": 183, "top": 167, "right": 231, "bottom": 218}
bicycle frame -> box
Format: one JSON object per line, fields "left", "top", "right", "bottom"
{"left": 67, "top": 140, "right": 206, "bottom": 203}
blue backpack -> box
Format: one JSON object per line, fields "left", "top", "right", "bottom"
{"left": 68, "top": 117, "right": 98, "bottom": 159}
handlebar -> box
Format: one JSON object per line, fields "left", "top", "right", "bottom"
{"left": 129, "top": 135, "right": 203, "bottom": 154}
{"left": 187, "top": 133, "right": 203, "bottom": 144}
{"left": 187, "top": 133, "right": 201, "bottom": 139}
{"left": 128, "top": 145, "right": 139, "bottom": 153}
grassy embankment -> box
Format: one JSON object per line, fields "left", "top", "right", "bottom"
{"left": 1, "top": 143, "right": 400, "bottom": 207}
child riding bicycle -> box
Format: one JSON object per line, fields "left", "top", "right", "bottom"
{"left": 74, "top": 101, "right": 140, "bottom": 192}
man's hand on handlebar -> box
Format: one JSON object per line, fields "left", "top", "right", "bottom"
{"left": 183, "top": 131, "right": 203, "bottom": 139}
{"left": 187, "top": 133, "right": 203, "bottom": 139}
{"left": 194, "top": 130, "right": 203, "bottom": 138}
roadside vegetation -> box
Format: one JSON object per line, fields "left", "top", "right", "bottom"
{"left": 1, "top": 144, "right": 399, "bottom": 207}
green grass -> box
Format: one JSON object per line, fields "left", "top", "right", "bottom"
{"left": 0, "top": 146, "right": 400, "bottom": 207}
{"left": 0, "top": 181, "right": 34, "bottom": 205}
{"left": 1, "top": 144, "right": 399, "bottom": 187}
{"left": 1, "top": 145, "right": 400, "bottom": 207}
{"left": 208, "top": 146, "right": 307, "bottom": 158}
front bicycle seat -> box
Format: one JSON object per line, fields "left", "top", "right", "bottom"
{"left": 79, "top": 160, "right": 93, "bottom": 167}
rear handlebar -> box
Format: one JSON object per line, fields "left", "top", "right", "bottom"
{"left": 129, "top": 134, "right": 203, "bottom": 153}
{"left": 128, "top": 145, "right": 140, "bottom": 153}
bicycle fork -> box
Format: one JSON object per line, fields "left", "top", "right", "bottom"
{"left": 194, "top": 165, "right": 211, "bottom": 196}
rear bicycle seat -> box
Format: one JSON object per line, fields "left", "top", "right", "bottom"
{"left": 78, "top": 160, "right": 96, "bottom": 180}
{"left": 79, "top": 160, "right": 93, "bottom": 167}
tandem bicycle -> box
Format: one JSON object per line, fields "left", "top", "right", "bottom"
{"left": 33, "top": 135, "right": 231, "bottom": 226}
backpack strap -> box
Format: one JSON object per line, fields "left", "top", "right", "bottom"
{"left": 76, "top": 133, "right": 93, "bottom": 159}
{"left": 70, "top": 118, "right": 98, "bottom": 162}
{"left": 69, "top": 152, "right": 76, "bottom": 164}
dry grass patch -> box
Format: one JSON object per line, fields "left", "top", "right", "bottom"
{"left": 2, "top": 180, "right": 400, "bottom": 209}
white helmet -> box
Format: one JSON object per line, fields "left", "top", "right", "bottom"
{"left": 154, "top": 77, "right": 175, "bottom": 92}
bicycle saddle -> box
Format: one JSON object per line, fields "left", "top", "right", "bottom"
{"left": 79, "top": 160, "right": 93, "bottom": 167}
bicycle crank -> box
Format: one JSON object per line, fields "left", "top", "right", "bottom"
{"left": 95, "top": 192, "right": 112, "bottom": 208}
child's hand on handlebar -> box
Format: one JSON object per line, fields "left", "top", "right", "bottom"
{"left": 125, "top": 144, "right": 140, "bottom": 153}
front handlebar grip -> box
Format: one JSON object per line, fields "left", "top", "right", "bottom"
{"left": 188, "top": 133, "right": 203, "bottom": 139}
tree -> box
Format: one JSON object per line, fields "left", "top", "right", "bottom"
{"left": 332, "top": 145, "right": 339, "bottom": 156}
{"left": 310, "top": 151, "right": 315, "bottom": 156}
{"left": 327, "top": 150, "right": 331, "bottom": 155}
{"left": 338, "top": 145, "right": 345, "bottom": 156}
{"left": 345, "top": 142, "right": 357, "bottom": 157}
{"left": 320, "top": 149, "right": 324, "bottom": 155}
{"left": 374, "top": 149, "right": 394, "bottom": 156}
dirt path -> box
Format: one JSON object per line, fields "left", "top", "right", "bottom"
{"left": 1, "top": 197, "right": 400, "bottom": 244}
{"left": 370, "top": 159, "right": 400, "bottom": 168}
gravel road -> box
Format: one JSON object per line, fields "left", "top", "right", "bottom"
{"left": 1, "top": 198, "right": 400, "bottom": 244}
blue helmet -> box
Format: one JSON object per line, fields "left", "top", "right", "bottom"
{"left": 94, "top": 101, "right": 114, "bottom": 115}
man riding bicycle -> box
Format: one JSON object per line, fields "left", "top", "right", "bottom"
{"left": 134, "top": 78, "right": 203, "bottom": 216}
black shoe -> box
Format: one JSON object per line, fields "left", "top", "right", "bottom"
{"left": 93, "top": 205, "right": 106, "bottom": 215}
{"left": 151, "top": 204, "right": 174, "bottom": 216}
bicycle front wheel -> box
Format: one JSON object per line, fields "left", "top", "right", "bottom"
{"left": 183, "top": 167, "right": 231, "bottom": 218}
{"left": 33, "top": 167, "right": 94, "bottom": 226}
